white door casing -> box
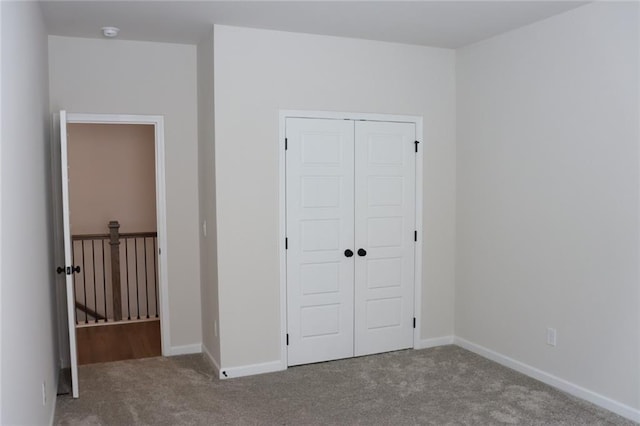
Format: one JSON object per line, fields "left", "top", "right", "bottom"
{"left": 285, "top": 115, "right": 418, "bottom": 366}
{"left": 354, "top": 121, "right": 416, "bottom": 356}
{"left": 286, "top": 118, "right": 355, "bottom": 366}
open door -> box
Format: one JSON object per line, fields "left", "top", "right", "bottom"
{"left": 59, "top": 110, "right": 79, "bottom": 398}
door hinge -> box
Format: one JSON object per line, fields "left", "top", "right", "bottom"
{"left": 413, "top": 317, "right": 416, "bottom": 329}
{"left": 285, "top": 238, "right": 288, "bottom": 249}
{"left": 285, "top": 138, "right": 288, "bottom": 150}
{"left": 286, "top": 333, "right": 289, "bottom": 345}
{"left": 414, "top": 230, "right": 417, "bottom": 242}
{"left": 414, "top": 140, "right": 420, "bottom": 153}
{"left": 159, "top": 247, "right": 161, "bottom": 255}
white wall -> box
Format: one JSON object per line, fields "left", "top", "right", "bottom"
{"left": 49, "top": 36, "right": 202, "bottom": 352}
{"left": 214, "top": 25, "right": 456, "bottom": 369}
{"left": 1, "top": 2, "right": 58, "bottom": 424}
{"left": 197, "top": 28, "right": 221, "bottom": 368}
{"left": 456, "top": 1, "right": 639, "bottom": 415}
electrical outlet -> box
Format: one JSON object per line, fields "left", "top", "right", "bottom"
{"left": 42, "top": 381, "right": 47, "bottom": 406}
{"left": 546, "top": 328, "right": 557, "bottom": 346}
{"left": 214, "top": 320, "right": 218, "bottom": 337}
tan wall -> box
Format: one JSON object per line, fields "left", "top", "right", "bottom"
{"left": 68, "top": 123, "right": 156, "bottom": 235}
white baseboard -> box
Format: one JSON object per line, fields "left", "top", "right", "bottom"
{"left": 453, "top": 337, "right": 640, "bottom": 423}
{"left": 201, "top": 344, "right": 221, "bottom": 377}
{"left": 219, "top": 360, "right": 285, "bottom": 380}
{"left": 165, "top": 343, "right": 202, "bottom": 356}
{"left": 215, "top": 335, "right": 455, "bottom": 380}
{"left": 414, "top": 335, "right": 454, "bottom": 349}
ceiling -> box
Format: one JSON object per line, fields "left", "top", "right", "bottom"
{"left": 40, "top": 1, "right": 588, "bottom": 49}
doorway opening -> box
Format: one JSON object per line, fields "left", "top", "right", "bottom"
{"left": 67, "top": 123, "right": 161, "bottom": 364}
{"left": 54, "top": 112, "right": 168, "bottom": 398}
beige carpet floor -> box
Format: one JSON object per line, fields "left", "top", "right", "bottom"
{"left": 54, "top": 345, "right": 634, "bottom": 425}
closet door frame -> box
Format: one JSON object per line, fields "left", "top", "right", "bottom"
{"left": 278, "top": 110, "right": 424, "bottom": 369}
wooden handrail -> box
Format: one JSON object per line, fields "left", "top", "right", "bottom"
{"left": 75, "top": 302, "right": 106, "bottom": 321}
{"left": 72, "top": 233, "right": 109, "bottom": 241}
{"left": 72, "top": 231, "right": 157, "bottom": 241}
{"left": 119, "top": 231, "right": 157, "bottom": 238}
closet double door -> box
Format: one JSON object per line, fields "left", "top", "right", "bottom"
{"left": 286, "top": 117, "right": 416, "bottom": 366}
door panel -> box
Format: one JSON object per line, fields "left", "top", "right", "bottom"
{"left": 354, "top": 121, "right": 415, "bottom": 357}
{"left": 286, "top": 118, "right": 355, "bottom": 366}
{"left": 59, "top": 110, "right": 80, "bottom": 397}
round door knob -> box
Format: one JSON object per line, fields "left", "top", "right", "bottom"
{"left": 344, "top": 249, "right": 354, "bottom": 258}
{"left": 357, "top": 248, "right": 367, "bottom": 257}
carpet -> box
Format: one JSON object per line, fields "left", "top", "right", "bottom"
{"left": 54, "top": 345, "right": 634, "bottom": 425}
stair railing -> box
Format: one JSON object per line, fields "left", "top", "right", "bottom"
{"left": 72, "top": 220, "right": 158, "bottom": 324}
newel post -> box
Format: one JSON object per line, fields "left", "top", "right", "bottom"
{"left": 109, "top": 221, "right": 122, "bottom": 321}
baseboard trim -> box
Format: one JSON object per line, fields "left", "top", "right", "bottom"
{"left": 219, "top": 360, "right": 285, "bottom": 380}
{"left": 453, "top": 337, "right": 640, "bottom": 423}
{"left": 165, "top": 343, "right": 202, "bottom": 356}
{"left": 414, "top": 335, "right": 454, "bottom": 349}
{"left": 201, "top": 344, "right": 221, "bottom": 377}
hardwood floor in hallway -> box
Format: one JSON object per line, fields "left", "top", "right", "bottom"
{"left": 76, "top": 319, "right": 161, "bottom": 364}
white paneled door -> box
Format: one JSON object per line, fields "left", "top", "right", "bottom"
{"left": 354, "top": 121, "right": 416, "bottom": 356}
{"left": 59, "top": 111, "right": 80, "bottom": 397}
{"left": 286, "top": 117, "right": 416, "bottom": 366}
{"left": 286, "top": 118, "right": 355, "bottom": 366}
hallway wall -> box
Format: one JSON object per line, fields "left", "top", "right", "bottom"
{"left": 67, "top": 123, "right": 156, "bottom": 234}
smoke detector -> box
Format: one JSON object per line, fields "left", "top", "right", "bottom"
{"left": 101, "top": 27, "right": 120, "bottom": 38}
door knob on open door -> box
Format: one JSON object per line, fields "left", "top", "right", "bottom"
{"left": 344, "top": 249, "right": 354, "bottom": 258}
{"left": 357, "top": 248, "right": 367, "bottom": 257}
{"left": 57, "top": 265, "right": 81, "bottom": 275}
